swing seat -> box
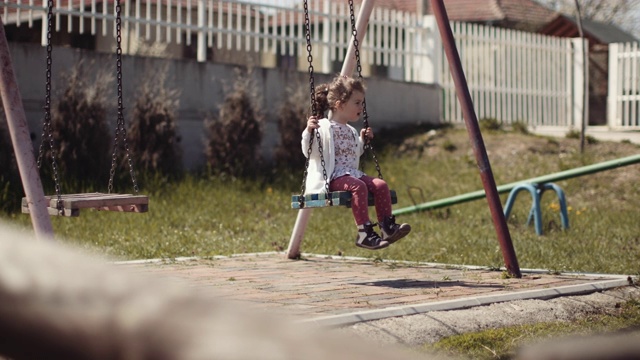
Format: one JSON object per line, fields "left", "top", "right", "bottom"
{"left": 291, "top": 190, "right": 397, "bottom": 209}
{"left": 22, "top": 192, "right": 149, "bottom": 217}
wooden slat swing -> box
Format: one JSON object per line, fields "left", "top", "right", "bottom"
{"left": 291, "top": 0, "right": 396, "bottom": 210}
{"left": 22, "top": 193, "right": 149, "bottom": 217}
{"left": 23, "top": 0, "right": 148, "bottom": 217}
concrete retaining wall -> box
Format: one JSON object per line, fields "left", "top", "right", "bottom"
{"left": 7, "top": 43, "right": 441, "bottom": 170}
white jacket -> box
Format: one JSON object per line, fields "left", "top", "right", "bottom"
{"left": 300, "top": 118, "right": 365, "bottom": 195}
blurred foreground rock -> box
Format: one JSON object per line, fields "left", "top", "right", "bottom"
{"left": 516, "top": 331, "right": 640, "bottom": 360}
{"left": 0, "top": 222, "right": 424, "bottom": 360}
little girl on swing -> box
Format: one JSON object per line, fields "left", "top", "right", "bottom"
{"left": 301, "top": 74, "right": 411, "bottom": 250}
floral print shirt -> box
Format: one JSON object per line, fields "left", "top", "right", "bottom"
{"left": 330, "top": 120, "right": 365, "bottom": 180}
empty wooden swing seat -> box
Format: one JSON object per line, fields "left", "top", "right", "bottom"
{"left": 291, "top": 190, "right": 397, "bottom": 209}
{"left": 21, "top": 8, "right": 149, "bottom": 219}
{"left": 22, "top": 192, "right": 149, "bottom": 217}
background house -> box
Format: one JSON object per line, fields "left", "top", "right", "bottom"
{"left": 0, "top": 0, "right": 564, "bottom": 72}
{"left": 2, "top": 1, "right": 638, "bottom": 169}
{"left": 3, "top": 0, "right": 267, "bottom": 65}
{"left": 369, "top": 0, "right": 557, "bottom": 30}
{"left": 540, "top": 15, "right": 639, "bottom": 125}
{"left": 370, "top": 0, "right": 638, "bottom": 126}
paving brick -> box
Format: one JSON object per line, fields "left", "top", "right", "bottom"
{"left": 123, "top": 253, "right": 629, "bottom": 325}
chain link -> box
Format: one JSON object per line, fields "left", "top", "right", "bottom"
{"left": 348, "top": 0, "right": 383, "bottom": 180}
{"left": 36, "top": 0, "right": 63, "bottom": 213}
{"left": 299, "top": 0, "right": 331, "bottom": 208}
{"left": 108, "top": 0, "right": 139, "bottom": 194}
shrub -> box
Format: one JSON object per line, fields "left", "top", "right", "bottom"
{"left": 44, "top": 61, "right": 112, "bottom": 191}
{"left": 442, "top": 139, "right": 457, "bottom": 152}
{"left": 479, "top": 117, "right": 503, "bottom": 132}
{"left": 511, "top": 121, "right": 530, "bottom": 135}
{"left": 0, "top": 109, "right": 14, "bottom": 176}
{"left": 204, "top": 68, "right": 264, "bottom": 177}
{"left": 0, "top": 108, "right": 22, "bottom": 213}
{"left": 274, "top": 83, "right": 308, "bottom": 171}
{"left": 127, "top": 65, "right": 183, "bottom": 179}
{"left": 565, "top": 129, "right": 580, "bottom": 139}
{"left": 565, "top": 129, "right": 598, "bottom": 144}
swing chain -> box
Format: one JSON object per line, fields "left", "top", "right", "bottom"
{"left": 299, "top": 0, "right": 331, "bottom": 207}
{"left": 304, "top": 0, "right": 317, "bottom": 120}
{"left": 108, "top": 0, "right": 139, "bottom": 194}
{"left": 36, "top": 0, "right": 62, "bottom": 212}
{"left": 348, "top": 0, "right": 383, "bottom": 180}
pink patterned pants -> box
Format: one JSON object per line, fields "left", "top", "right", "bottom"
{"left": 330, "top": 175, "right": 392, "bottom": 226}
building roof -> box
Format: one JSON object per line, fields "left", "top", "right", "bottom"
{"left": 494, "top": 0, "right": 557, "bottom": 24}
{"left": 437, "top": 0, "right": 505, "bottom": 22}
{"left": 361, "top": 0, "right": 557, "bottom": 26}
{"left": 539, "top": 14, "right": 639, "bottom": 44}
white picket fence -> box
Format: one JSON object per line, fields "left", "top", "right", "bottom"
{"left": 1, "top": 0, "right": 430, "bottom": 78}
{"left": 1, "top": 0, "right": 634, "bottom": 130}
{"left": 608, "top": 42, "right": 640, "bottom": 130}
{"left": 440, "top": 22, "right": 579, "bottom": 127}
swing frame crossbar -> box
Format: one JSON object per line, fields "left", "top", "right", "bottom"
{"left": 291, "top": 190, "right": 397, "bottom": 209}
{"left": 21, "top": 193, "right": 149, "bottom": 217}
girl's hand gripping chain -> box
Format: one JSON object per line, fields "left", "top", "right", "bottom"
{"left": 307, "top": 115, "right": 320, "bottom": 133}
{"left": 360, "top": 127, "right": 374, "bottom": 141}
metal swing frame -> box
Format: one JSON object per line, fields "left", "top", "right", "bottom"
{"left": 290, "top": 0, "right": 395, "bottom": 210}
{"left": 21, "top": 0, "right": 148, "bottom": 217}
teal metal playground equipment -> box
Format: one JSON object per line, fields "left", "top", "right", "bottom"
{"left": 503, "top": 182, "right": 569, "bottom": 235}
{"left": 394, "top": 153, "right": 640, "bottom": 234}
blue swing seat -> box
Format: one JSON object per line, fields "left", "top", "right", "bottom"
{"left": 291, "top": 190, "right": 397, "bottom": 209}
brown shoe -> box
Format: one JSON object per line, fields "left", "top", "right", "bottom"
{"left": 380, "top": 215, "right": 411, "bottom": 244}
{"left": 355, "top": 222, "right": 389, "bottom": 250}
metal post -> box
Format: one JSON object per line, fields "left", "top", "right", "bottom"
{"left": 196, "top": 0, "right": 206, "bottom": 62}
{"left": 340, "top": 0, "right": 375, "bottom": 76}
{"left": 607, "top": 43, "right": 619, "bottom": 128}
{"left": 0, "top": 18, "right": 54, "bottom": 240}
{"left": 287, "top": 0, "right": 376, "bottom": 259}
{"left": 429, "top": 0, "right": 521, "bottom": 277}
{"left": 321, "top": 0, "right": 332, "bottom": 74}
{"left": 574, "top": 0, "right": 588, "bottom": 153}
{"left": 572, "top": 38, "right": 588, "bottom": 142}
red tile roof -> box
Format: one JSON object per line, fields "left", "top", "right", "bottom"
{"left": 5, "top": 0, "right": 557, "bottom": 30}
{"left": 494, "top": 0, "right": 557, "bottom": 24}
{"left": 352, "top": 0, "right": 556, "bottom": 25}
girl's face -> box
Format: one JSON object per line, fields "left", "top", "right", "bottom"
{"left": 338, "top": 90, "right": 365, "bottom": 123}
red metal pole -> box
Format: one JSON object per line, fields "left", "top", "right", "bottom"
{"left": 429, "top": 0, "right": 521, "bottom": 278}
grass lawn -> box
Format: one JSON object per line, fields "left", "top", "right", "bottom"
{"left": 5, "top": 126, "right": 639, "bottom": 274}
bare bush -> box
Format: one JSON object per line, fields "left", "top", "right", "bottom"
{"left": 127, "top": 64, "right": 183, "bottom": 178}
{"left": 0, "top": 109, "right": 21, "bottom": 213}
{"left": 274, "top": 83, "right": 309, "bottom": 171}
{"left": 204, "top": 68, "right": 264, "bottom": 177}
{"left": 0, "top": 109, "right": 15, "bottom": 173}
{"left": 44, "top": 61, "right": 112, "bottom": 190}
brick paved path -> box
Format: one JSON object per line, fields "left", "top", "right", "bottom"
{"left": 121, "top": 253, "right": 629, "bottom": 326}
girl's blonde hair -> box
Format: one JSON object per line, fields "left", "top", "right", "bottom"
{"left": 314, "top": 75, "right": 365, "bottom": 115}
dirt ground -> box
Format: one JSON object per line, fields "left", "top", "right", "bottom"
{"left": 339, "top": 286, "right": 640, "bottom": 345}
{"left": 340, "top": 128, "right": 640, "bottom": 358}
{"left": 337, "top": 286, "right": 640, "bottom": 358}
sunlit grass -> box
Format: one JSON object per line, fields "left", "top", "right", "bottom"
{"left": 3, "top": 127, "right": 640, "bottom": 276}
{"left": 424, "top": 299, "right": 640, "bottom": 360}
